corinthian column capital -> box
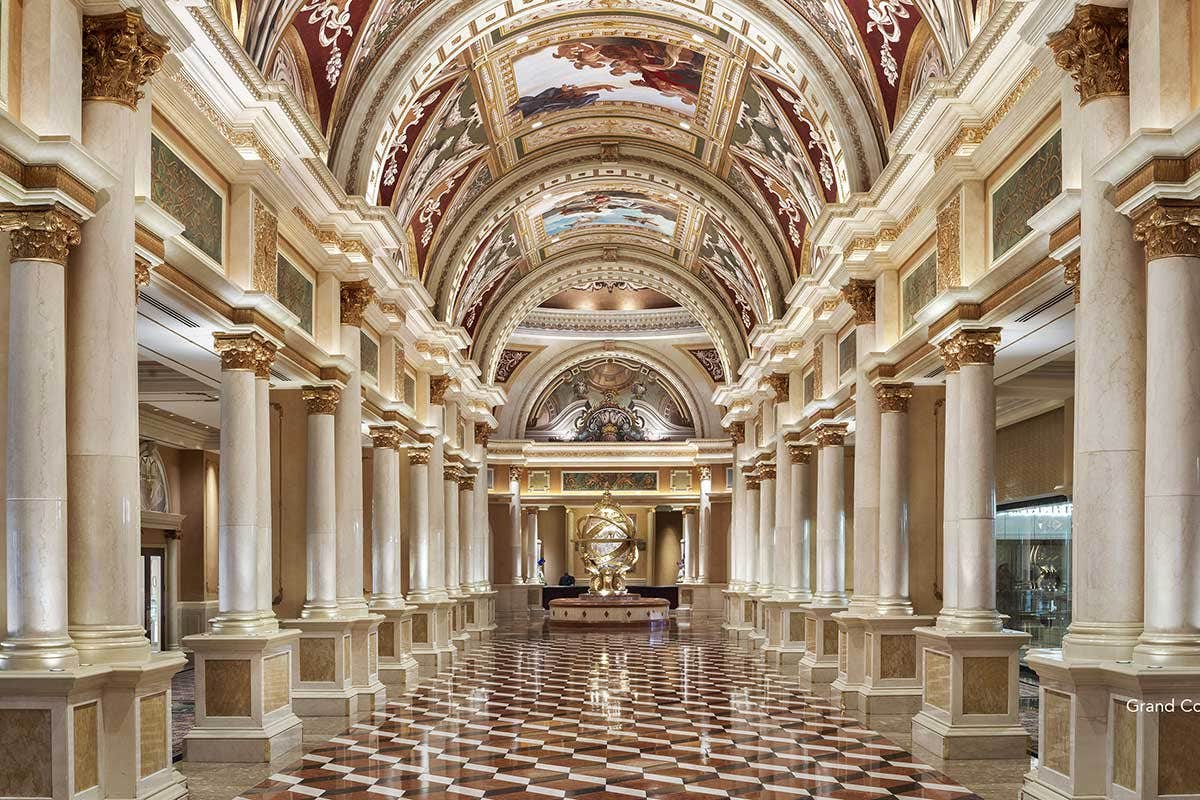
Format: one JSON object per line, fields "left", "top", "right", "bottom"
{"left": 875, "top": 383, "right": 914, "bottom": 413}
{"left": 947, "top": 328, "right": 1002, "bottom": 366}
{"left": 814, "top": 422, "right": 848, "bottom": 448}
{"left": 1048, "top": 5, "right": 1129, "bottom": 105}
{"left": 369, "top": 426, "right": 402, "bottom": 450}
{"left": 302, "top": 385, "right": 341, "bottom": 415}
{"left": 840, "top": 277, "right": 876, "bottom": 325}
{"left": 1133, "top": 201, "right": 1200, "bottom": 261}
{"left": 0, "top": 206, "right": 82, "bottom": 265}
{"left": 82, "top": 11, "right": 168, "bottom": 110}
{"left": 764, "top": 372, "right": 790, "bottom": 402}
{"left": 339, "top": 279, "right": 375, "bottom": 326}
{"left": 213, "top": 331, "right": 274, "bottom": 372}
{"left": 474, "top": 421, "right": 493, "bottom": 446}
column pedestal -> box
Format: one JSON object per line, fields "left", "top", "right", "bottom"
{"left": 348, "top": 615, "right": 385, "bottom": 712}
{"left": 496, "top": 584, "right": 531, "bottom": 625}
{"left": 283, "top": 619, "right": 358, "bottom": 716}
{"left": 761, "top": 599, "right": 809, "bottom": 672}
{"left": 851, "top": 614, "right": 935, "bottom": 716}
{"left": 409, "top": 599, "right": 456, "bottom": 676}
{"left": 831, "top": 612, "right": 868, "bottom": 709}
{"left": 374, "top": 607, "right": 421, "bottom": 696}
{"left": 722, "top": 589, "right": 756, "bottom": 643}
{"left": 464, "top": 590, "right": 497, "bottom": 639}
{"left": 182, "top": 628, "right": 303, "bottom": 762}
{"left": 526, "top": 584, "right": 546, "bottom": 621}
{"left": 450, "top": 594, "right": 472, "bottom": 651}
{"left": 797, "top": 605, "right": 845, "bottom": 689}
{"left": 910, "top": 626, "right": 1029, "bottom": 759}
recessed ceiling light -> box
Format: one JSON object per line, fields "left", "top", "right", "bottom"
{"left": 667, "top": 193, "right": 678, "bottom": 199}
{"left": 679, "top": 121, "right": 691, "bottom": 130}
{"left": 516, "top": 35, "right": 529, "bottom": 43}
{"left": 691, "top": 34, "right": 704, "bottom": 43}
{"left": 531, "top": 121, "right": 543, "bottom": 129}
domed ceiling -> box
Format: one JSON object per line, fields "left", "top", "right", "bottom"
{"left": 235, "top": 0, "right": 970, "bottom": 386}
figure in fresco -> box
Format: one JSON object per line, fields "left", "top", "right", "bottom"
{"left": 510, "top": 82, "right": 620, "bottom": 117}
{"left": 552, "top": 39, "right": 703, "bottom": 105}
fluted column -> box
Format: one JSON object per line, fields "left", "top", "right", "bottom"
{"left": 369, "top": 426, "right": 403, "bottom": 609}
{"left": 0, "top": 206, "right": 81, "bottom": 670}
{"left": 875, "top": 384, "right": 914, "bottom": 615}
{"left": 444, "top": 466, "right": 461, "bottom": 594}
{"left": 756, "top": 462, "right": 776, "bottom": 593}
{"left": 210, "top": 332, "right": 273, "bottom": 635}
{"left": 786, "top": 443, "right": 813, "bottom": 600}
{"left": 407, "top": 446, "right": 433, "bottom": 599}
{"left": 949, "top": 329, "right": 1002, "bottom": 632}
{"left": 813, "top": 423, "right": 848, "bottom": 606}
{"left": 741, "top": 467, "right": 760, "bottom": 588}
{"left": 697, "top": 466, "right": 712, "bottom": 583}
{"left": 458, "top": 472, "right": 475, "bottom": 590}
{"left": 335, "top": 280, "right": 374, "bottom": 617}
{"left": 937, "top": 343, "right": 960, "bottom": 628}
{"left": 66, "top": 11, "right": 166, "bottom": 664}
{"left": 1133, "top": 201, "right": 1200, "bottom": 665}
{"left": 508, "top": 466, "right": 524, "bottom": 583}
{"left": 301, "top": 386, "right": 340, "bottom": 619}
{"left": 254, "top": 344, "right": 278, "bottom": 630}
{"left": 843, "top": 279, "right": 880, "bottom": 612}
{"left": 1050, "top": 5, "right": 1145, "bottom": 660}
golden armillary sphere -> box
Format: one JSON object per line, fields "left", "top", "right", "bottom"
{"left": 575, "top": 490, "right": 639, "bottom": 596}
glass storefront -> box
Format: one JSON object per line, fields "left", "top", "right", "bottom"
{"left": 994, "top": 497, "right": 1072, "bottom": 651}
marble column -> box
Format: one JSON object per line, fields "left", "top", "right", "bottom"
{"left": 335, "top": 280, "right": 374, "bottom": 618}
{"left": 682, "top": 506, "right": 699, "bottom": 583}
{"left": 951, "top": 329, "right": 1003, "bottom": 632}
{"left": 444, "top": 466, "right": 461, "bottom": 595}
{"left": 525, "top": 509, "right": 540, "bottom": 584}
{"left": 369, "top": 426, "right": 403, "bottom": 609}
{"left": 211, "top": 332, "right": 273, "bottom": 635}
{"left": 509, "top": 466, "right": 524, "bottom": 583}
{"left": 301, "top": 386, "right": 340, "bottom": 619}
{"left": 66, "top": 11, "right": 165, "bottom": 665}
{"left": 697, "top": 466, "right": 712, "bottom": 583}
{"left": 813, "top": 424, "right": 848, "bottom": 606}
{"left": 459, "top": 471, "right": 475, "bottom": 592}
{"left": 756, "top": 463, "right": 776, "bottom": 595}
{"left": 937, "top": 343, "right": 960, "bottom": 627}
{"left": 1050, "top": 5, "right": 1146, "bottom": 661}
{"left": 1133, "top": 201, "right": 1200, "bottom": 665}
{"left": 842, "top": 279, "right": 880, "bottom": 612}
{"left": 254, "top": 344, "right": 278, "bottom": 629}
{"left": 875, "top": 384, "right": 914, "bottom": 614}
{"left": 164, "top": 531, "right": 182, "bottom": 651}
{"left": 741, "top": 468, "right": 760, "bottom": 589}
{"left": 786, "top": 444, "right": 813, "bottom": 601}
{"left": 0, "top": 206, "right": 81, "bottom": 670}
{"left": 407, "top": 446, "right": 434, "bottom": 600}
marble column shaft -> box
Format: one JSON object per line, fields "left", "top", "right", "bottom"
{"left": 301, "top": 387, "right": 340, "bottom": 618}
{"left": 444, "top": 468, "right": 461, "bottom": 593}
{"left": 697, "top": 467, "right": 712, "bottom": 582}
{"left": 787, "top": 445, "right": 813, "bottom": 600}
{"left": 757, "top": 465, "right": 776, "bottom": 592}
{"left": 845, "top": 281, "right": 880, "bottom": 612}
{"left": 938, "top": 360, "right": 960, "bottom": 627}
{"left": 254, "top": 356, "right": 276, "bottom": 628}
{"left": 369, "top": 427, "right": 402, "bottom": 608}
{"left": 683, "top": 506, "right": 699, "bottom": 582}
{"left": 509, "top": 467, "right": 523, "bottom": 583}
{"left": 407, "top": 447, "right": 433, "bottom": 598}
{"left": 876, "top": 384, "right": 913, "bottom": 614}
{"left": 525, "top": 509, "right": 539, "bottom": 584}
{"left": 335, "top": 283, "right": 373, "bottom": 617}
{"left": 813, "top": 425, "right": 848, "bottom": 606}
{"left": 0, "top": 207, "right": 81, "bottom": 670}
{"left": 459, "top": 474, "right": 475, "bottom": 590}
{"left": 742, "top": 471, "right": 760, "bottom": 588}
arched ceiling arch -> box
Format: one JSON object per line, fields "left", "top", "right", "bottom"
{"left": 473, "top": 253, "right": 748, "bottom": 387}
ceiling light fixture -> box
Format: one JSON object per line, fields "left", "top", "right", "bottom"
{"left": 691, "top": 34, "right": 704, "bottom": 42}
{"left": 531, "top": 121, "right": 543, "bottom": 129}
{"left": 679, "top": 121, "right": 691, "bottom": 130}
{"left": 516, "top": 35, "right": 529, "bottom": 43}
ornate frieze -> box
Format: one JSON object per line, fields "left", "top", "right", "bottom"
{"left": 213, "top": 331, "right": 274, "bottom": 372}
{"left": 429, "top": 375, "right": 451, "bottom": 405}
{"left": 841, "top": 278, "right": 877, "bottom": 325}
{"left": 0, "top": 206, "right": 82, "bottom": 265}
{"left": 765, "top": 373, "right": 790, "bottom": 402}
{"left": 82, "top": 11, "right": 167, "bottom": 110}
{"left": 409, "top": 446, "right": 432, "bottom": 466}
{"left": 815, "top": 423, "right": 848, "bottom": 448}
{"left": 1133, "top": 201, "right": 1200, "bottom": 261}
{"left": 876, "top": 383, "right": 914, "bottom": 413}
{"left": 339, "top": 279, "right": 375, "bottom": 326}
{"left": 1062, "top": 252, "right": 1081, "bottom": 304}
{"left": 936, "top": 194, "right": 961, "bottom": 291}
{"left": 369, "top": 426, "right": 402, "bottom": 450}
{"left": 252, "top": 197, "right": 278, "bottom": 297}
{"left": 1048, "top": 5, "right": 1129, "bottom": 105}
{"left": 788, "top": 443, "right": 813, "bottom": 464}
{"left": 948, "top": 328, "right": 1002, "bottom": 366}
{"left": 302, "top": 385, "right": 341, "bottom": 415}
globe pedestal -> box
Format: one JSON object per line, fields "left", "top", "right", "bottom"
{"left": 548, "top": 594, "right": 669, "bottom": 627}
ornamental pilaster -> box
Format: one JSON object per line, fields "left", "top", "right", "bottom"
{"left": 81, "top": 11, "right": 167, "bottom": 110}
{"left": 1048, "top": 5, "right": 1129, "bottom": 105}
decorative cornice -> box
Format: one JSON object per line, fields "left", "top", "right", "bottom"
{"left": 429, "top": 375, "right": 451, "bottom": 405}
{"left": 948, "top": 328, "right": 1002, "bottom": 366}
{"left": 302, "top": 385, "right": 341, "bottom": 415}
{"left": 1062, "top": 252, "right": 1081, "bottom": 304}
{"left": 840, "top": 278, "right": 876, "bottom": 325}
{"left": 788, "top": 443, "right": 813, "bottom": 464}
{"left": 340, "top": 279, "right": 375, "bottom": 326}
{"left": 81, "top": 11, "right": 167, "bottom": 110}
{"left": 519, "top": 306, "right": 701, "bottom": 334}
{"left": 369, "top": 426, "right": 402, "bottom": 450}
{"left": 934, "top": 67, "right": 1041, "bottom": 169}
{"left": 408, "top": 446, "right": 432, "bottom": 466}
{"left": 764, "top": 373, "right": 790, "bottom": 403}
{"left": 0, "top": 206, "right": 82, "bottom": 265}
{"left": 815, "top": 423, "right": 848, "bottom": 448}
{"left": 213, "top": 331, "right": 274, "bottom": 372}
{"left": 1133, "top": 201, "right": 1200, "bottom": 261}
{"left": 1048, "top": 5, "right": 1129, "bottom": 105}
{"left": 876, "top": 383, "right": 914, "bottom": 413}
{"left": 252, "top": 197, "right": 278, "bottom": 297}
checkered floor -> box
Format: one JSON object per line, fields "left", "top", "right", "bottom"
{"left": 238, "top": 624, "right": 982, "bottom": 800}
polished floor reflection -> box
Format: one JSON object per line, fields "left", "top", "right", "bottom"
{"left": 228, "top": 623, "right": 997, "bottom": 800}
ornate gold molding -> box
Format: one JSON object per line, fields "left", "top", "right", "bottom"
{"left": 134, "top": 256, "right": 152, "bottom": 299}
{"left": 759, "top": 463, "right": 776, "bottom": 481}
{"left": 443, "top": 465, "right": 461, "bottom": 482}
{"left": 459, "top": 474, "right": 476, "bottom": 491}
{"left": 698, "top": 465, "right": 712, "bottom": 481}
{"left": 302, "top": 385, "right": 341, "bottom": 415}
{"left": 409, "top": 446, "right": 432, "bottom": 466}
{"left": 1062, "top": 252, "right": 1081, "bottom": 304}
{"left": 744, "top": 474, "right": 761, "bottom": 491}
{"left": 1133, "top": 201, "right": 1200, "bottom": 261}
{"left": 764, "top": 372, "right": 790, "bottom": 402}
{"left": 254, "top": 338, "right": 277, "bottom": 379}
{"left": 811, "top": 341, "right": 824, "bottom": 400}
{"left": 948, "top": 328, "right": 1002, "bottom": 366}
{"left": 841, "top": 278, "right": 876, "bottom": 325}
{"left": 0, "top": 206, "right": 82, "bottom": 265}
{"left": 876, "top": 383, "right": 914, "bottom": 413}
{"left": 474, "top": 422, "right": 493, "bottom": 446}
{"left": 788, "top": 443, "right": 813, "bottom": 464}
{"left": 938, "top": 339, "right": 962, "bottom": 374}
{"left": 213, "top": 331, "right": 275, "bottom": 372}
{"left": 507, "top": 465, "right": 523, "bottom": 482}
{"left": 340, "top": 279, "right": 375, "bottom": 326}
{"left": 815, "top": 423, "right": 848, "bottom": 448}
{"left": 369, "top": 426, "right": 402, "bottom": 450}
{"left": 429, "top": 375, "right": 451, "bottom": 405}
{"left": 82, "top": 11, "right": 167, "bottom": 110}
{"left": 252, "top": 197, "right": 278, "bottom": 297}
{"left": 1049, "top": 5, "right": 1128, "bottom": 105}
{"left": 936, "top": 194, "right": 961, "bottom": 291}
{"left": 934, "top": 68, "right": 1041, "bottom": 169}
{"left": 724, "top": 421, "right": 745, "bottom": 444}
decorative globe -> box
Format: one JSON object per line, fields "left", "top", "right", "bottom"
{"left": 575, "top": 491, "right": 639, "bottom": 595}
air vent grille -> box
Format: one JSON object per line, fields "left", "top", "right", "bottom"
{"left": 141, "top": 294, "right": 201, "bottom": 328}
{"left": 1015, "top": 288, "right": 1072, "bottom": 324}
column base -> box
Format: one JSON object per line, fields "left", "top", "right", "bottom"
{"left": 372, "top": 607, "right": 421, "bottom": 698}
{"left": 721, "top": 588, "right": 755, "bottom": 642}
{"left": 526, "top": 585, "right": 546, "bottom": 621}
{"left": 282, "top": 618, "right": 359, "bottom": 717}
{"left": 182, "top": 628, "right": 304, "bottom": 763}
{"left": 797, "top": 604, "right": 846, "bottom": 690}
{"left": 465, "top": 590, "right": 497, "bottom": 639}
{"left": 496, "top": 584, "right": 532, "bottom": 625}
{"left": 177, "top": 600, "right": 219, "bottom": 642}
{"left": 450, "top": 595, "right": 472, "bottom": 651}
{"left": 761, "top": 599, "right": 809, "bottom": 673}
{"left": 409, "top": 599, "right": 456, "bottom": 677}
{"left": 831, "top": 612, "right": 868, "bottom": 710}
{"left": 851, "top": 614, "right": 936, "bottom": 716}
{"left": 348, "top": 615, "right": 386, "bottom": 713}
{"left": 910, "top": 625, "right": 1030, "bottom": 760}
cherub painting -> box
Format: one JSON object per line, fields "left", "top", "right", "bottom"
{"left": 536, "top": 190, "right": 677, "bottom": 238}
{"left": 511, "top": 36, "right": 705, "bottom": 119}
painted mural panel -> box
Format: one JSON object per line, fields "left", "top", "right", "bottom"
{"left": 562, "top": 471, "right": 659, "bottom": 492}
{"left": 901, "top": 252, "right": 937, "bottom": 331}
{"left": 838, "top": 329, "right": 856, "bottom": 378}
{"left": 535, "top": 189, "right": 677, "bottom": 239}
{"left": 276, "top": 254, "right": 314, "bottom": 334}
{"left": 991, "top": 130, "right": 1062, "bottom": 260}
{"left": 360, "top": 331, "right": 379, "bottom": 379}
{"left": 150, "top": 135, "right": 223, "bottom": 264}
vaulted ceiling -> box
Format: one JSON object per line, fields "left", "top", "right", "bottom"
{"left": 224, "top": 0, "right": 982, "bottom": 387}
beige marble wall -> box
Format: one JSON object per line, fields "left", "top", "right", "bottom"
{"left": 789, "top": 611, "right": 804, "bottom": 642}
{"left": 274, "top": 390, "right": 310, "bottom": 620}
{"left": 414, "top": 612, "right": 429, "bottom": 643}
{"left": 880, "top": 634, "right": 916, "bottom": 679}
{"left": 1042, "top": 689, "right": 1071, "bottom": 776}
{"left": 1111, "top": 698, "right": 1137, "bottom": 790}
{"left": 205, "top": 659, "right": 252, "bottom": 717}
{"left": 805, "top": 618, "right": 816, "bottom": 651}
{"left": 299, "top": 637, "right": 336, "bottom": 682}
{"left": 924, "top": 650, "right": 951, "bottom": 711}
{"left": 1159, "top": 708, "right": 1200, "bottom": 794}
{"left": 140, "top": 692, "right": 167, "bottom": 778}
{"left": 908, "top": 387, "right": 944, "bottom": 616}
{"left": 961, "top": 656, "right": 1008, "bottom": 715}
{"left": 74, "top": 701, "right": 99, "bottom": 791}
{"left": 0, "top": 708, "right": 52, "bottom": 797}
{"left": 379, "top": 620, "right": 395, "bottom": 658}
{"left": 263, "top": 652, "right": 290, "bottom": 712}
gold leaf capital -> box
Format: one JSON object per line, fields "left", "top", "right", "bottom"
{"left": 82, "top": 11, "right": 167, "bottom": 110}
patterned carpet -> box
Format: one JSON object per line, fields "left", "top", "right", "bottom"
{"left": 173, "top": 666, "right": 195, "bottom": 761}
{"left": 236, "top": 624, "right": 986, "bottom": 799}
